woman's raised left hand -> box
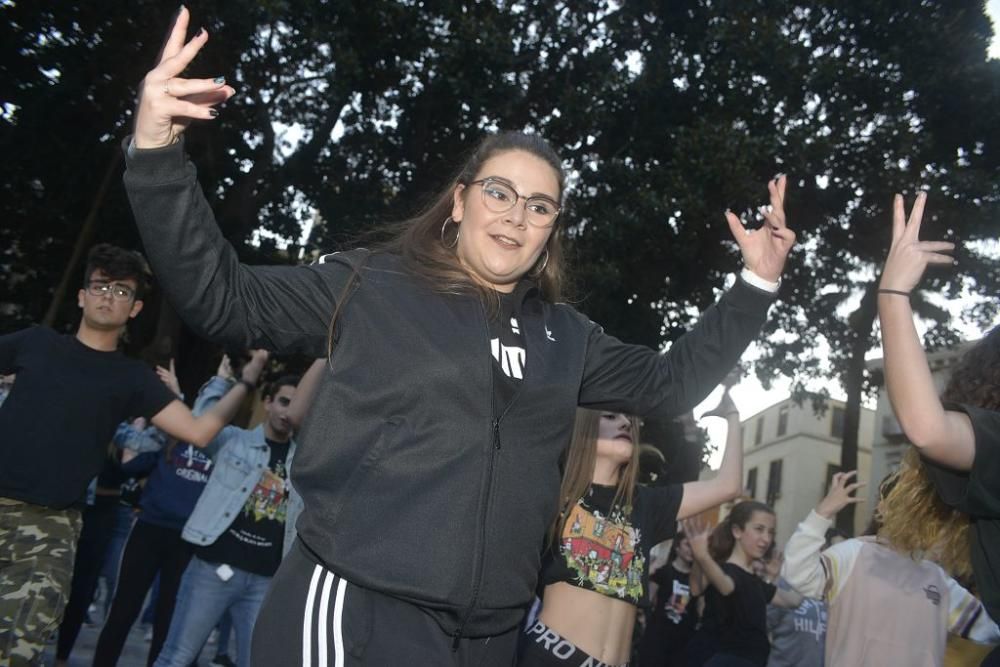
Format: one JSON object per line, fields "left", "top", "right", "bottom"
{"left": 133, "top": 6, "right": 235, "bottom": 149}
{"left": 727, "top": 175, "right": 797, "bottom": 282}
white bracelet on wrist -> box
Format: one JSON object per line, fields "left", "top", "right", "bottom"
{"left": 740, "top": 267, "right": 780, "bottom": 293}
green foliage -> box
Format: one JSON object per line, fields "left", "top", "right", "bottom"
{"left": 2, "top": 1, "right": 999, "bottom": 425}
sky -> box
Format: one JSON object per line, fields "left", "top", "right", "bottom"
{"left": 695, "top": 1, "right": 1000, "bottom": 466}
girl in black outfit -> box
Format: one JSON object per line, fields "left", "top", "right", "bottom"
{"left": 125, "top": 9, "right": 796, "bottom": 665}
{"left": 683, "top": 503, "right": 801, "bottom": 667}
{"left": 637, "top": 533, "right": 698, "bottom": 667}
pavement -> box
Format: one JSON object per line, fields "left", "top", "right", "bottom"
{"left": 41, "top": 607, "right": 234, "bottom": 667}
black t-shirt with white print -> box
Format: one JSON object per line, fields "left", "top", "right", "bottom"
{"left": 198, "top": 438, "right": 291, "bottom": 577}
{"left": 488, "top": 291, "right": 525, "bottom": 410}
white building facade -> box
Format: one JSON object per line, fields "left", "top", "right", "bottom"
{"left": 737, "top": 397, "right": 875, "bottom": 544}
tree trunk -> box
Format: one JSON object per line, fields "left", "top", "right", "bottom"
{"left": 41, "top": 148, "right": 123, "bottom": 327}
{"left": 837, "top": 285, "right": 878, "bottom": 535}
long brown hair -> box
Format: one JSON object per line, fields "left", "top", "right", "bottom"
{"left": 549, "top": 409, "right": 641, "bottom": 545}
{"left": 878, "top": 447, "right": 972, "bottom": 579}
{"left": 708, "top": 500, "right": 775, "bottom": 563}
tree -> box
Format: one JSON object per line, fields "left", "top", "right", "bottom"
{"left": 562, "top": 0, "right": 1000, "bottom": 532}
{"left": 0, "top": 1, "right": 650, "bottom": 392}
{"left": 4, "top": 2, "right": 999, "bottom": 514}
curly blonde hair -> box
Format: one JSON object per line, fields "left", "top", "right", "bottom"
{"left": 878, "top": 447, "right": 971, "bottom": 580}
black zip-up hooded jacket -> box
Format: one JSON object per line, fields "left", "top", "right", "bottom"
{"left": 123, "top": 138, "right": 777, "bottom": 638}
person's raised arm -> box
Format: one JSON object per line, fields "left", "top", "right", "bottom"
{"left": 125, "top": 8, "right": 353, "bottom": 356}
{"left": 578, "top": 176, "right": 795, "bottom": 418}
{"left": 763, "top": 552, "right": 803, "bottom": 608}
{"left": 878, "top": 192, "right": 973, "bottom": 470}
{"left": 683, "top": 516, "right": 735, "bottom": 596}
{"left": 150, "top": 350, "right": 268, "bottom": 448}
{"left": 782, "top": 471, "right": 863, "bottom": 600}
{"left": 688, "top": 557, "right": 707, "bottom": 597}
{"left": 678, "top": 389, "right": 743, "bottom": 519}
{"left": 287, "top": 358, "right": 326, "bottom": 430}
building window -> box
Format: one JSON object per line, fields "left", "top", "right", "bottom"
{"left": 777, "top": 405, "right": 789, "bottom": 437}
{"left": 746, "top": 467, "right": 758, "bottom": 499}
{"left": 831, "top": 406, "right": 846, "bottom": 439}
{"left": 754, "top": 417, "right": 764, "bottom": 446}
{"left": 767, "top": 459, "right": 783, "bottom": 506}
{"left": 824, "top": 463, "right": 842, "bottom": 495}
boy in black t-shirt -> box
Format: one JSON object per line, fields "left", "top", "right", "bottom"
{"left": 0, "top": 244, "right": 264, "bottom": 665}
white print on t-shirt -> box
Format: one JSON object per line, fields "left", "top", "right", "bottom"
{"left": 491, "top": 339, "right": 525, "bottom": 379}
{"left": 491, "top": 315, "right": 526, "bottom": 379}
{"left": 170, "top": 444, "right": 213, "bottom": 484}
{"left": 792, "top": 598, "right": 827, "bottom": 643}
{"left": 665, "top": 579, "right": 692, "bottom": 624}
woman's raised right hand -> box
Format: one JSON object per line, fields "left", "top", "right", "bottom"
{"left": 815, "top": 470, "right": 865, "bottom": 520}
{"left": 879, "top": 192, "right": 955, "bottom": 293}
{"left": 134, "top": 6, "right": 235, "bottom": 149}
{"left": 681, "top": 516, "right": 712, "bottom": 558}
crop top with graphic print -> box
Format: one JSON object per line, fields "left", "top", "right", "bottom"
{"left": 538, "top": 483, "right": 684, "bottom": 607}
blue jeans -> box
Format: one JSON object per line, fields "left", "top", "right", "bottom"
{"left": 99, "top": 504, "right": 134, "bottom": 604}
{"left": 152, "top": 556, "right": 271, "bottom": 667}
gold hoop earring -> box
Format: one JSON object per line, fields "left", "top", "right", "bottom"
{"left": 530, "top": 248, "right": 550, "bottom": 278}
{"left": 441, "top": 216, "right": 460, "bottom": 249}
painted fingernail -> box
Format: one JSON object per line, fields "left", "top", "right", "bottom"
{"left": 209, "top": 109, "right": 219, "bottom": 118}
{"left": 213, "top": 76, "right": 226, "bottom": 85}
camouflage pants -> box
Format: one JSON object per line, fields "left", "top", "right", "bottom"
{"left": 0, "top": 498, "right": 82, "bottom": 666}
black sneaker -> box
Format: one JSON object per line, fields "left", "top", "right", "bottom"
{"left": 211, "top": 655, "right": 236, "bottom": 667}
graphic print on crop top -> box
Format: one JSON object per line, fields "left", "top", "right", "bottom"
{"left": 559, "top": 488, "right": 645, "bottom": 602}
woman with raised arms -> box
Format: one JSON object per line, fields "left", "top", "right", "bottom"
{"left": 124, "top": 9, "right": 795, "bottom": 665}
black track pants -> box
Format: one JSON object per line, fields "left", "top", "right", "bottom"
{"left": 251, "top": 540, "right": 519, "bottom": 667}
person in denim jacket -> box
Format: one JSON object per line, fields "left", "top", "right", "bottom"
{"left": 153, "top": 364, "right": 300, "bottom": 667}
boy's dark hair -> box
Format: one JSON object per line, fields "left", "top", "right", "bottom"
{"left": 83, "top": 243, "right": 151, "bottom": 299}
{"left": 264, "top": 374, "right": 301, "bottom": 399}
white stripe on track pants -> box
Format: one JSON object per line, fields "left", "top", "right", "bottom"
{"left": 250, "top": 539, "right": 519, "bottom": 666}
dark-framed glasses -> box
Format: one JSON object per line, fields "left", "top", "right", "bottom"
{"left": 470, "top": 178, "right": 561, "bottom": 228}
{"left": 86, "top": 281, "right": 135, "bottom": 301}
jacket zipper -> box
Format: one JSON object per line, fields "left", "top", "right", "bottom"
{"left": 452, "top": 294, "right": 525, "bottom": 648}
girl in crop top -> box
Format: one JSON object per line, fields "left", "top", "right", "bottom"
{"left": 518, "top": 390, "right": 747, "bottom": 667}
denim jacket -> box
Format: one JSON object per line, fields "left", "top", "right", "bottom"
{"left": 181, "top": 376, "right": 302, "bottom": 555}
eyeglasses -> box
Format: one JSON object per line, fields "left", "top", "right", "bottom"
{"left": 469, "top": 178, "right": 561, "bottom": 228}
{"left": 86, "top": 281, "right": 135, "bottom": 301}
